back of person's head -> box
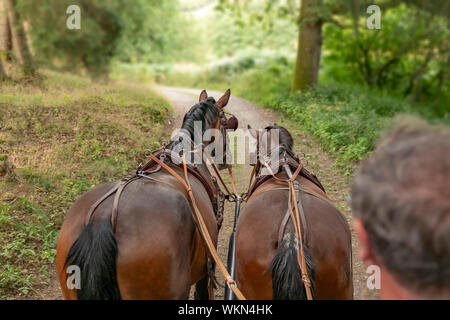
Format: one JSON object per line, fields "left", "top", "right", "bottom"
{"left": 351, "top": 116, "right": 450, "bottom": 299}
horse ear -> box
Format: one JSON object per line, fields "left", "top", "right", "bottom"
{"left": 216, "top": 89, "right": 231, "bottom": 109}
{"left": 199, "top": 90, "right": 208, "bottom": 102}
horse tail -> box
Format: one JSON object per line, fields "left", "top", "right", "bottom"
{"left": 271, "top": 232, "right": 315, "bottom": 300}
{"left": 65, "top": 218, "right": 120, "bottom": 300}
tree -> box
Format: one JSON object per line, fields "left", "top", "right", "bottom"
{"left": 292, "top": 0, "right": 323, "bottom": 91}
{"left": 3, "top": 0, "right": 34, "bottom": 76}
{"left": 17, "top": 0, "right": 188, "bottom": 76}
{"left": 216, "top": 0, "right": 332, "bottom": 91}
{"left": 0, "top": 0, "right": 12, "bottom": 60}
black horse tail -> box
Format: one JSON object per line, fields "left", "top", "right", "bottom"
{"left": 271, "top": 232, "right": 315, "bottom": 300}
{"left": 65, "top": 219, "right": 120, "bottom": 300}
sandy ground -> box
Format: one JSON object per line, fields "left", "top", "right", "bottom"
{"left": 31, "top": 86, "right": 378, "bottom": 300}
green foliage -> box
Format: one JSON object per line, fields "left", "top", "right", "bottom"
{"left": 180, "top": 0, "right": 215, "bottom": 11}
{"left": 18, "top": 0, "right": 120, "bottom": 75}
{"left": 112, "top": 0, "right": 199, "bottom": 64}
{"left": 214, "top": 1, "right": 449, "bottom": 112}
{"left": 322, "top": 3, "right": 450, "bottom": 113}
{"left": 164, "top": 53, "right": 449, "bottom": 174}
{"left": 212, "top": 1, "right": 298, "bottom": 58}
{"left": 0, "top": 197, "right": 55, "bottom": 297}
{"left": 17, "top": 0, "right": 197, "bottom": 75}
{"left": 166, "top": 0, "right": 449, "bottom": 173}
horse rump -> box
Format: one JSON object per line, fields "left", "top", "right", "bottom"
{"left": 271, "top": 232, "right": 315, "bottom": 300}
{"left": 65, "top": 219, "right": 120, "bottom": 300}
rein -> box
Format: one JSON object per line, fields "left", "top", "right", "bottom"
{"left": 147, "top": 145, "right": 246, "bottom": 300}
{"left": 243, "top": 144, "right": 314, "bottom": 300}
{"left": 139, "top": 113, "right": 245, "bottom": 299}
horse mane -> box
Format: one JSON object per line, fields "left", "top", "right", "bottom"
{"left": 264, "top": 124, "right": 295, "bottom": 153}
{"left": 167, "top": 97, "right": 220, "bottom": 154}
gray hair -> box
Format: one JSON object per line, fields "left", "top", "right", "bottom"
{"left": 351, "top": 117, "right": 450, "bottom": 298}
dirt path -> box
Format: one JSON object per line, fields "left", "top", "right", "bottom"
{"left": 157, "top": 86, "right": 379, "bottom": 300}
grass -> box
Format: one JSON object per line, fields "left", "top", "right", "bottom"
{"left": 0, "top": 70, "right": 172, "bottom": 298}
{"left": 160, "top": 56, "right": 449, "bottom": 175}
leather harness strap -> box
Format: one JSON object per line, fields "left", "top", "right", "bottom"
{"left": 278, "top": 205, "right": 291, "bottom": 245}
{"left": 111, "top": 176, "right": 141, "bottom": 233}
{"left": 245, "top": 158, "right": 325, "bottom": 200}
{"left": 84, "top": 176, "right": 134, "bottom": 227}
{"left": 287, "top": 176, "right": 313, "bottom": 300}
{"left": 139, "top": 150, "right": 218, "bottom": 204}
{"left": 246, "top": 153, "right": 314, "bottom": 300}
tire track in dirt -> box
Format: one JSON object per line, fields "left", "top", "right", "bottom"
{"left": 158, "top": 86, "right": 378, "bottom": 300}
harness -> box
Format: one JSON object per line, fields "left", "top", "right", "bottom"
{"left": 82, "top": 119, "right": 323, "bottom": 301}
{"left": 242, "top": 143, "right": 325, "bottom": 300}
{"left": 84, "top": 132, "right": 246, "bottom": 300}
{"left": 83, "top": 148, "right": 224, "bottom": 232}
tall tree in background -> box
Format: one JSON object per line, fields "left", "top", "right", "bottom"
{"left": 3, "top": 0, "right": 34, "bottom": 76}
{"left": 217, "top": 0, "right": 326, "bottom": 91}
{"left": 292, "top": 0, "right": 322, "bottom": 91}
{"left": 0, "top": 0, "right": 12, "bottom": 60}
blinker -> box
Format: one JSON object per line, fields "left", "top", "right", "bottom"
{"left": 226, "top": 116, "right": 238, "bottom": 131}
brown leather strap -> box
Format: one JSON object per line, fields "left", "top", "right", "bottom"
{"left": 203, "top": 151, "right": 234, "bottom": 200}
{"left": 288, "top": 178, "right": 313, "bottom": 300}
{"left": 85, "top": 175, "right": 140, "bottom": 229}
{"left": 296, "top": 188, "right": 309, "bottom": 244}
{"left": 245, "top": 157, "right": 325, "bottom": 199}
{"left": 141, "top": 150, "right": 217, "bottom": 204}
{"left": 244, "top": 162, "right": 259, "bottom": 201}
{"left": 111, "top": 176, "right": 140, "bottom": 233}
{"left": 85, "top": 181, "right": 123, "bottom": 226}
{"left": 249, "top": 161, "right": 313, "bottom": 300}
{"left": 181, "top": 154, "right": 246, "bottom": 300}
{"left": 277, "top": 188, "right": 308, "bottom": 245}
{"left": 278, "top": 209, "right": 291, "bottom": 244}
{"left": 227, "top": 165, "right": 239, "bottom": 198}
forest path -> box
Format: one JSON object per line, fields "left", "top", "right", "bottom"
{"left": 157, "top": 86, "right": 378, "bottom": 300}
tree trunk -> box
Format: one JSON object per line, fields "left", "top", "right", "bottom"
{"left": 0, "top": 0, "right": 12, "bottom": 60}
{"left": 0, "top": 56, "right": 6, "bottom": 79}
{"left": 292, "top": 0, "right": 323, "bottom": 91}
{"left": 3, "top": 0, "right": 34, "bottom": 76}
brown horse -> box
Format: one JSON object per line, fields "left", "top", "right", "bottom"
{"left": 56, "top": 90, "right": 237, "bottom": 299}
{"left": 234, "top": 124, "right": 353, "bottom": 299}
